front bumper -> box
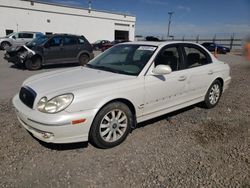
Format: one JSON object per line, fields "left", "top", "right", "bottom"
{"left": 12, "top": 94, "right": 97, "bottom": 143}
{"left": 4, "top": 53, "right": 25, "bottom": 64}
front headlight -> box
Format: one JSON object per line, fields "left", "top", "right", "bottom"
{"left": 37, "top": 94, "right": 74, "bottom": 113}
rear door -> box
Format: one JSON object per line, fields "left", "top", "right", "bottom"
{"left": 62, "top": 36, "right": 79, "bottom": 62}
{"left": 180, "top": 43, "right": 216, "bottom": 101}
{"left": 17, "top": 33, "right": 34, "bottom": 45}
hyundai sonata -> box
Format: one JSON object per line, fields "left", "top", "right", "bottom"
{"left": 13, "top": 42, "right": 231, "bottom": 148}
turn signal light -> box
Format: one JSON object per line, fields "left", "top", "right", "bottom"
{"left": 72, "top": 118, "right": 86, "bottom": 125}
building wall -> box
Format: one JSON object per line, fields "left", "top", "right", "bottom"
{"left": 0, "top": 0, "right": 136, "bottom": 42}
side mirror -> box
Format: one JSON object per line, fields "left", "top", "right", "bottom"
{"left": 12, "top": 36, "right": 16, "bottom": 39}
{"left": 152, "top": 65, "right": 172, "bottom": 75}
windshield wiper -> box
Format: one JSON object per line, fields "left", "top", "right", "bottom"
{"left": 93, "top": 65, "right": 123, "bottom": 74}
{"left": 85, "top": 64, "right": 136, "bottom": 76}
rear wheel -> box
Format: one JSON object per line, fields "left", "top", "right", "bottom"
{"left": 79, "top": 54, "right": 90, "bottom": 66}
{"left": 89, "top": 102, "right": 134, "bottom": 149}
{"left": 203, "top": 80, "right": 222, "bottom": 108}
{"left": 25, "top": 57, "right": 42, "bottom": 70}
{"left": 1, "top": 41, "right": 11, "bottom": 50}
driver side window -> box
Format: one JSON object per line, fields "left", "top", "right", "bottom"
{"left": 154, "top": 46, "right": 181, "bottom": 71}
{"left": 47, "top": 36, "right": 63, "bottom": 47}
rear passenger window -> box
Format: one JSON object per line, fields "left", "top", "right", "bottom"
{"left": 18, "top": 33, "right": 33, "bottom": 38}
{"left": 184, "top": 46, "right": 210, "bottom": 68}
{"left": 155, "top": 46, "right": 181, "bottom": 71}
{"left": 64, "top": 37, "right": 77, "bottom": 45}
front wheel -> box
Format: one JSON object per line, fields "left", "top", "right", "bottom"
{"left": 1, "top": 41, "right": 11, "bottom": 50}
{"left": 203, "top": 80, "right": 222, "bottom": 108}
{"left": 89, "top": 102, "right": 134, "bottom": 149}
{"left": 25, "top": 57, "right": 42, "bottom": 70}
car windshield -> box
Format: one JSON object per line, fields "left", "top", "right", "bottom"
{"left": 5, "top": 33, "right": 15, "bottom": 38}
{"left": 86, "top": 44, "right": 157, "bottom": 76}
{"left": 26, "top": 35, "right": 48, "bottom": 47}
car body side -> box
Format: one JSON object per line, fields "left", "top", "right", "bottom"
{"left": 0, "top": 32, "right": 43, "bottom": 50}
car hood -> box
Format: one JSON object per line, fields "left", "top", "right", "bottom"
{"left": 23, "top": 67, "right": 135, "bottom": 97}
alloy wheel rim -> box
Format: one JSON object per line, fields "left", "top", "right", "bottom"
{"left": 209, "top": 84, "right": 220, "bottom": 105}
{"left": 99, "top": 109, "right": 128, "bottom": 143}
{"left": 2, "top": 43, "right": 9, "bottom": 49}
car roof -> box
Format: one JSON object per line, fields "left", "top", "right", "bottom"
{"left": 123, "top": 41, "right": 204, "bottom": 47}
{"left": 53, "top": 33, "right": 82, "bottom": 37}
{"left": 18, "top": 31, "right": 43, "bottom": 34}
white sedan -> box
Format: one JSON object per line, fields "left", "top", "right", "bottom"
{"left": 13, "top": 41, "right": 231, "bottom": 148}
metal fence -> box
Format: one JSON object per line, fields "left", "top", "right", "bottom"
{"left": 136, "top": 34, "right": 244, "bottom": 50}
{"left": 164, "top": 34, "right": 243, "bottom": 50}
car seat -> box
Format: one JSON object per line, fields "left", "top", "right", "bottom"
{"left": 186, "top": 53, "right": 200, "bottom": 68}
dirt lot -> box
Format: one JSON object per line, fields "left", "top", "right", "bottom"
{"left": 0, "top": 51, "right": 249, "bottom": 188}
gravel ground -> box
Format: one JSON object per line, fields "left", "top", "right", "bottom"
{"left": 0, "top": 52, "right": 249, "bottom": 188}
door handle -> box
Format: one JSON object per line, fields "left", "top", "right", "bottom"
{"left": 208, "top": 70, "right": 214, "bottom": 75}
{"left": 178, "top": 76, "right": 187, "bottom": 81}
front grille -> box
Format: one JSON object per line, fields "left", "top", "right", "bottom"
{"left": 19, "top": 86, "right": 37, "bottom": 108}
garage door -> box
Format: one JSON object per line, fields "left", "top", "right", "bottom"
{"left": 115, "top": 30, "right": 129, "bottom": 40}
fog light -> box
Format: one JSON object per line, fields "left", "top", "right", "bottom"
{"left": 42, "top": 132, "right": 54, "bottom": 139}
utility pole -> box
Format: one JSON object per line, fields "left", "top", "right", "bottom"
{"left": 88, "top": 0, "right": 92, "bottom": 13}
{"left": 167, "top": 11, "right": 174, "bottom": 39}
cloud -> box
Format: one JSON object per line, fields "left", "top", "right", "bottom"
{"left": 140, "top": 0, "right": 168, "bottom": 6}
{"left": 177, "top": 5, "right": 191, "bottom": 12}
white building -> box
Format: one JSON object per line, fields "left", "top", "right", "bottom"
{"left": 0, "top": 0, "right": 136, "bottom": 42}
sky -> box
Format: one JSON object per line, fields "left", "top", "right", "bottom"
{"left": 41, "top": 0, "right": 250, "bottom": 38}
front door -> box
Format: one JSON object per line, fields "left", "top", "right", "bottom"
{"left": 143, "top": 44, "right": 187, "bottom": 116}
{"left": 43, "top": 36, "right": 63, "bottom": 64}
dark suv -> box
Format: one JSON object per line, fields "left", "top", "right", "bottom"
{"left": 4, "top": 34, "right": 94, "bottom": 70}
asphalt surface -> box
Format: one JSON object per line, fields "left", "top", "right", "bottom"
{"left": 0, "top": 51, "right": 249, "bottom": 187}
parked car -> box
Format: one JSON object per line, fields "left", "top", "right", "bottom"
{"left": 92, "top": 40, "right": 110, "bottom": 50}
{"left": 101, "top": 40, "right": 128, "bottom": 52}
{"left": 4, "top": 34, "right": 94, "bottom": 70}
{"left": 13, "top": 41, "right": 231, "bottom": 148}
{"left": 0, "top": 31, "right": 43, "bottom": 50}
{"left": 201, "top": 42, "right": 230, "bottom": 54}
{"left": 146, "top": 36, "right": 160, "bottom": 41}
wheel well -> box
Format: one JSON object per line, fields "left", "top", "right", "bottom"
{"left": 215, "top": 77, "right": 224, "bottom": 88}
{"left": 79, "top": 52, "right": 90, "bottom": 58}
{"left": 31, "top": 54, "right": 42, "bottom": 62}
{"left": 104, "top": 98, "right": 136, "bottom": 116}
{"left": 1, "top": 41, "right": 11, "bottom": 46}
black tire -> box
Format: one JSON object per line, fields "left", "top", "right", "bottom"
{"left": 1, "top": 41, "right": 11, "bottom": 50}
{"left": 79, "top": 54, "right": 90, "bottom": 66}
{"left": 203, "top": 80, "right": 222, "bottom": 108}
{"left": 25, "top": 57, "right": 42, "bottom": 70}
{"left": 89, "top": 102, "right": 134, "bottom": 149}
